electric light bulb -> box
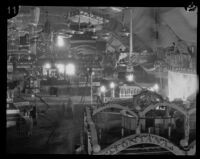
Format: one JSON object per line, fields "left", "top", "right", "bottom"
{"left": 66, "top": 63, "right": 75, "bottom": 75}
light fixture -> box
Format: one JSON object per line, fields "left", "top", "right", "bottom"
{"left": 66, "top": 63, "right": 75, "bottom": 75}
{"left": 126, "top": 73, "right": 134, "bottom": 82}
{"left": 101, "top": 32, "right": 110, "bottom": 40}
{"left": 91, "top": 34, "right": 98, "bottom": 39}
{"left": 69, "top": 30, "right": 76, "bottom": 34}
{"left": 91, "top": 27, "right": 96, "bottom": 33}
{"left": 149, "top": 84, "right": 159, "bottom": 92}
{"left": 120, "top": 27, "right": 130, "bottom": 37}
{"left": 57, "top": 35, "right": 65, "bottom": 47}
{"left": 153, "top": 84, "right": 159, "bottom": 92}
{"left": 59, "top": 29, "right": 75, "bottom": 35}
{"left": 110, "top": 82, "right": 115, "bottom": 89}
{"left": 56, "top": 64, "right": 65, "bottom": 73}
{"left": 110, "top": 7, "right": 123, "bottom": 12}
{"left": 28, "top": 55, "right": 31, "bottom": 61}
{"left": 44, "top": 63, "right": 51, "bottom": 69}
{"left": 100, "top": 85, "right": 106, "bottom": 93}
{"left": 75, "top": 30, "right": 85, "bottom": 35}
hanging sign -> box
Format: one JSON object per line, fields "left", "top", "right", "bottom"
{"left": 119, "top": 86, "right": 141, "bottom": 98}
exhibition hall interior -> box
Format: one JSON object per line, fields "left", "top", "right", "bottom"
{"left": 7, "top": 6, "right": 197, "bottom": 155}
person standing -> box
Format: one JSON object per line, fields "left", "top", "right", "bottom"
{"left": 30, "top": 106, "right": 37, "bottom": 126}
{"left": 23, "top": 112, "right": 33, "bottom": 137}
{"left": 67, "top": 97, "right": 73, "bottom": 119}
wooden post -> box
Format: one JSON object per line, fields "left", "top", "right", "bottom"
{"left": 168, "top": 125, "right": 171, "bottom": 138}
{"left": 184, "top": 113, "right": 190, "bottom": 143}
{"left": 136, "top": 116, "right": 141, "bottom": 134}
{"left": 87, "top": 131, "right": 92, "bottom": 154}
{"left": 136, "top": 125, "right": 141, "bottom": 134}
{"left": 99, "top": 128, "right": 102, "bottom": 140}
{"left": 86, "top": 107, "right": 100, "bottom": 154}
{"left": 136, "top": 112, "right": 143, "bottom": 134}
{"left": 112, "top": 89, "right": 115, "bottom": 98}
{"left": 148, "top": 127, "right": 151, "bottom": 133}
{"left": 121, "top": 127, "right": 124, "bottom": 137}
{"left": 91, "top": 74, "right": 93, "bottom": 106}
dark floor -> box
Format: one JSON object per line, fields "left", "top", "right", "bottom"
{"left": 7, "top": 104, "right": 86, "bottom": 154}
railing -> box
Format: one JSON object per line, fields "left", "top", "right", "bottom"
{"left": 85, "top": 107, "right": 101, "bottom": 154}
{"left": 34, "top": 94, "right": 50, "bottom": 113}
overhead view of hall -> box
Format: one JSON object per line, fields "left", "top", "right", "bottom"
{"left": 7, "top": 6, "right": 197, "bottom": 155}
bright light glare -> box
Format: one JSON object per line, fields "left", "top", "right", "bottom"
{"left": 66, "top": 63, "right": 75, "bottom": 75}
{"left": 153, "top": 84, "right": 159, "bottom": 91}
{"left": 57, "top": 36, "right": 64, "bottom": 47}
{"left": 44, "top": 63, "right": 51, "bottom": 69}
{"left": 110, "top": 82, "right": 115, "bottom": 89}
{"left": 149, "top": 84, "right": 159, "bottom": 92}
{"left": 168, "top": 71, "right": 198, "bottom": 101}
{"left": 127, "top": 74, "right": 134, "bottom": 82}
{"left": 110, "top": 7, "right": 122, "bottom": 12}
{"left": 100, "top": 86, "right": 106, "bottom": 93}
{"left": 56, "top": 64, "right": 65, "bottom": 73}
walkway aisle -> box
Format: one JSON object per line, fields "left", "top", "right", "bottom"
{"left": 50, "top": 119, "right": 75, "bottom": 154}
{"left": 48, "top": 104, "right": 85, "bottom": 154}
{"left": 6, "top": 103, "right": 86, "bottom": 154}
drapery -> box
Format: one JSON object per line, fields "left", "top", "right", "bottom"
{"left": 168, "top": 70, "right": 198, "bottom": 101}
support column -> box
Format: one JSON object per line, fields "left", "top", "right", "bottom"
{"left": 180, "top": 113, "right": 190, "bottom": 148}
{"left": 99, "top": 128, "right": 102, "bottom": 140}
{"left": 136, "top": 111, "right": 144, "bottom": 134}
{"left": 168, "top": 125, "right": 171, "bottom": 138}
{"left": 101, "top": 93, "right": 105, "bottom": 103}
{"left": 121, "top": 114, "right": 125, "bottom": 137}
{"left": 91, "top": 74, "right": 93, "bottom": 106}
{"left": 121, "top": 127, "right": 124, "bottom": 137}
{"left": 184, "top": 113, "right": 190, "bottom": 142}
{"left": 140, "top": 115, "right": 145, "bottom": 132}
{"left": 111, "top": 89, "right": 115, "bottom": 98}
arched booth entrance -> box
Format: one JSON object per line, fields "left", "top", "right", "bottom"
{"left": 95, "top": 133, "right": 185, "bottom": 155}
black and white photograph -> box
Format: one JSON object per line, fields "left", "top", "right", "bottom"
{"left": 6, "top": 5, "right": 198, "bottom": 155}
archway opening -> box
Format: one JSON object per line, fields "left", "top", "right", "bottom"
{"left": 143, "top": 105, "right": 185, "bottom": 145}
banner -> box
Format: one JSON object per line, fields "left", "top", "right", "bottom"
{"left": 168, "top": 71, "right": 198, "bottom": 101}
{"left": 119, "top": 85, "right": 141, "bottom": 98}
{"left": 71, "top": 41, "right": 106, "bottom": 54}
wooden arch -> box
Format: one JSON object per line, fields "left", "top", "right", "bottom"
{"left": 95, "top": 133, "right": 185, "bottom": 155}
{"left": 141, "top": 102, "right": 187, "bottom": 116}
{"left": 187, "top": 140, "right": 196, "bottom": 155}
{"left": 92, "top": 104, "right": 138, "bottom": 119}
